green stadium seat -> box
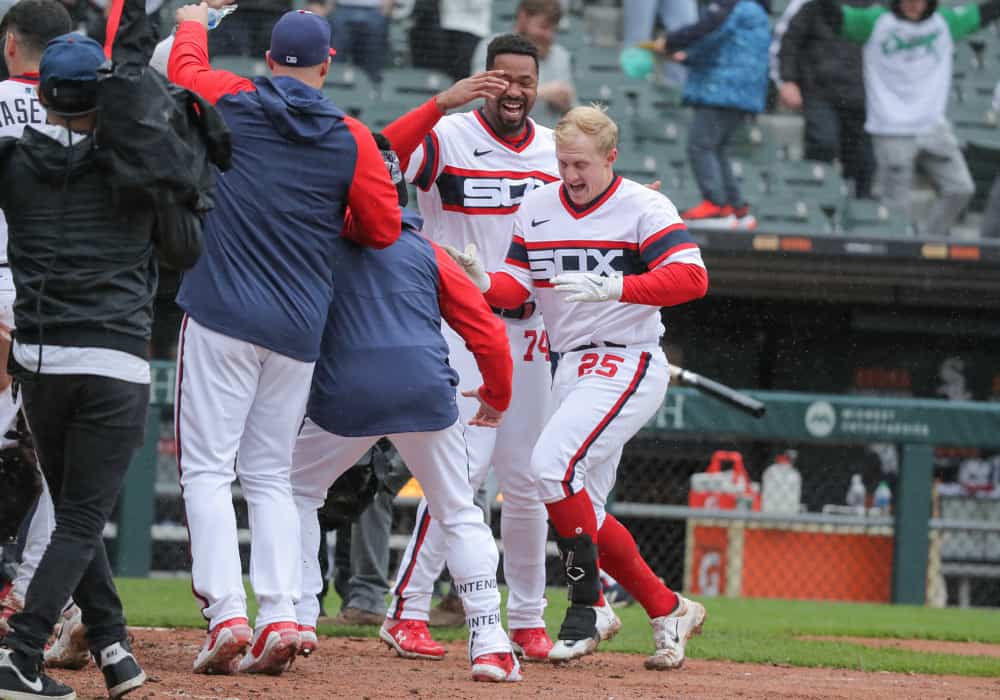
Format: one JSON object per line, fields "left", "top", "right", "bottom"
{"left": 842, "top": 199, "right": 912, "bottom": 237}
{"left": 613, "top": 152, "right": 660, "bottom": 182}
{"left": 766, "top": 159, "right": 846, "bottom": 208}
{"left": 628, "top": 109, "right": 691, "bottom": 147}
{"left": 363, "top": 100, "right": 421, "bottom": 131}
{"left": 574, "top": 76, "right": 644, "bottom": 116}
{"left": 323, "top": 65, "right": 377, "bottom": 117}
{"left": 573, "top": 46, "right": 624, "bottom": 77}
{"left": 752, "top": 198, "right": 829, "bottom": 235}
{"left": 379, "top": 68, "right": 452, "bottom": 101}
{"left": 211, "top": 57, "right": 267, "bottom": 79}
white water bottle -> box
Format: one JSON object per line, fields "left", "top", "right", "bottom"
{"left": 761, "top": 452, "right": 801, "bottom": 514}
{"left": 208, "top": 5, "right": 238, "bottom": 30}
{"left": 846, "top": 474, "right": 866, "bottom": 514}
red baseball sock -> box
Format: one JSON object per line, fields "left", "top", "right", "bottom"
{"left": 546, "top": 490, "right": 605, "bottom": 606}
{"left": 598, "top": 514, "right": 677, "bottom": 619}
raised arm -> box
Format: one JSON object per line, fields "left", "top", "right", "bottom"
{"left": 168, "top": 5, "right": 255, "bottom": 104}
{"left": 341, "top": 118, "right": 402, "bottom": 249}
{"left": 383, "top": 71, "right": 508, "bottom": 169}
{"left": 940, "top": 1, "right": 1000, "bottom": 41}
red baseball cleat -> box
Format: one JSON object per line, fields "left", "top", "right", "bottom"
{"left": 379, "top": 619, "right": 446, "bottom": 660}
{"left": 471, "top": 652, "right": 522, "bottom": 682}
{"left": 238, "top": 621, "right": 299, "bottom": 675}
{"left": 297, "top": 625, "right": 318, "bottom": 657}
{"left": 193, "top": 617, "right": 253, "bottom": 675}
{"left": 510, "top": 627, "right": 553, "bottom": 662}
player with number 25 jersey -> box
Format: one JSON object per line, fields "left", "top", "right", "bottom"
{"left": 451, "top": 105, "right": 710, "bottom": 670}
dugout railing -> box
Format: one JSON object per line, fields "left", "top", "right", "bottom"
{"left": 109, "top": 361, "right": 1000, "bottom": 607}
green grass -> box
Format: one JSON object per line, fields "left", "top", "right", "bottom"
{"left": 116, "top": 578, "right": 1000, "bottom": 677}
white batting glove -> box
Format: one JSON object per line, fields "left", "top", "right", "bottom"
{"left": 441, "top": 243, "right": 491, "bottom": 292}
{"left": 551, "top": 273, "right": 623, "bottom": 303}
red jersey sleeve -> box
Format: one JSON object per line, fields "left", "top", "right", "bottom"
{"left": 343, "top": 117, "right": 402, "bottom": 249}
{"left": 382, "top": 97, "right": 445, "bottom": 171}
{"left": 620, "top": 263, "right": 708, "bottom": 306}
{"left": 484, "top": 272, "right": 530, "bottom": 309}
{"left": 168, "top": 21, "right": 255, "bottom": 104}
{"left": 432, "top": 243, "right": 513, "bottom": 412}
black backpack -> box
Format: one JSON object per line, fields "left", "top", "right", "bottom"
{"left": 95, "top": 0, "right": 232, "bottom": 272}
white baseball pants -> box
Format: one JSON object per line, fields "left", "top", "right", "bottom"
{"left": 534, "top": 345, "right": 669, "bottom": 525}
{"left": 175, "top": 316, "right": 313, "bottom": 631}
{"left": 388, "top": 315, "right": 551, "bottom": 631}
{"left": 12, "top": 476, "right": 55, "bottom": 600}
{"left": 290, "top": 418, "right": 511, "bottom": 658}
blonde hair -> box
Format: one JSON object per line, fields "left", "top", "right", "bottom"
{"left": 553, "top": 105, "right": 619, "bottom": 156}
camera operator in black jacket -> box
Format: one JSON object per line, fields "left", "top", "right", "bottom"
{"left": 0, "top": 0, "right": 223, "bottom": 695}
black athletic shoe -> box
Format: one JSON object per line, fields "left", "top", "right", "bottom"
{"left": 95, "top": 642, "right": 145, "bottom": 699}
{"left": 0, "top": 648, "right": 75, "bottom": 699}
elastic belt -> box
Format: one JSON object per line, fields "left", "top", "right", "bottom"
{"left": 491, "top": 301, "right": 536, "bottom": 321}
{"left": 570, "top": 341, "right": 626, "bottom": 353}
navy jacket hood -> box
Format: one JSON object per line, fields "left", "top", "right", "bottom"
{"left": 255, "top": 75, "right": 344, "bottom": 144}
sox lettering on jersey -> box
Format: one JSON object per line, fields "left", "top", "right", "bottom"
{"left": 437, "top": 167, "right": 557, "bottom": 215}
{"left": 523, "top": 241, "right": 645, "bottom": 286}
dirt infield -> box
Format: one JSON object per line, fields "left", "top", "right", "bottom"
{"left": 50, "top": 628, "right": 1000, "bottom": 700}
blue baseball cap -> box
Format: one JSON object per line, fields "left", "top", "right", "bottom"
{"left": 269, "top": 10, "right": 336, "bottom": 67}
{"left": 39, "top": 33, "right": 106, "bottom": 116}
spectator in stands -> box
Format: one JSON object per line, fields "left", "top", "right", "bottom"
{"left": 209, "top": 0, "right": 292, "bottom": 57}
{"left": 311, "top": 0, "right": 393, "bottom": 85}
{"left": 980, "top": 80, "right": 1000, "bottom": 238}
{"left": 776, "top": 0, "right": 875, "bottom": 199}
{"left": 820, "top": 0, "right": 1000, "bottom": 236}
{"left": 650, "top": 0, "right": 771, "bottom": 229}
{"left": 471, "top": 0, "right": 573, "bottom": 127}
{"left": 411, "top": 0, "right": 491, "bottom": 81}
{"left": 624, "top": 0, "right": 698, "bottom": 88}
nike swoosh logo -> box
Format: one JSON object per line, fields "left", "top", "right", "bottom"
{"left": 670, "top": 620, "right": 680, "bottom": 644}
{"left": 473, "top": 148, "right": 492, "bottom": 157}
{"left": 531, "top": 218, "right": 550, "bottom": 227}
{"left": 10, "top": 662, "right": 43, "bottom": 692}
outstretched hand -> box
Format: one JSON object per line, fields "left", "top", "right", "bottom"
{"left": 462, "top": 389, "right": 504, "bottom": 428}
{"left": 436, "top": 71, "right": 509, "bottom": 112}
{"left": 441, "top": 243, "right": 491, "bottom": 292}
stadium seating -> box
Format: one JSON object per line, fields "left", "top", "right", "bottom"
{"left": 841, "top": 199, "right": 912, "bottom": 237}
{"left": 766, "top": 159, "right": 847, "bottom": 210}
{"left": 211, "top": 56, "right": 267, "bottom": 79}
{"left": 752, "top": 197, "right": 829, "bottom": 235}
{"left": 379, "top": 68, "right": 452, "bottom": 101}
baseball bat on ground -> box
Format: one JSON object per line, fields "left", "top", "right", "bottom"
{"left": 669, "top": 366, "right": 767, "bottom": 419}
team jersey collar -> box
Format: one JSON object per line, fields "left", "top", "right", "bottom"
{"left": 9, "top": 72, "right": 40, "bottom": 84}
{"left": 474, "top": 108, "right": 535, "bottom": 152}
{"left": 559, "top": 174, "right": 623, "bottom": 219}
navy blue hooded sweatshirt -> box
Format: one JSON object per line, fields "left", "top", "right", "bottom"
{"left": 169, "top": 21, "right": 401, "bottom": 362}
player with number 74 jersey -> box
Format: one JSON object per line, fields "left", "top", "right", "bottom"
{"left": 446, "top": 105, "right": 710, "bottom": 670}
